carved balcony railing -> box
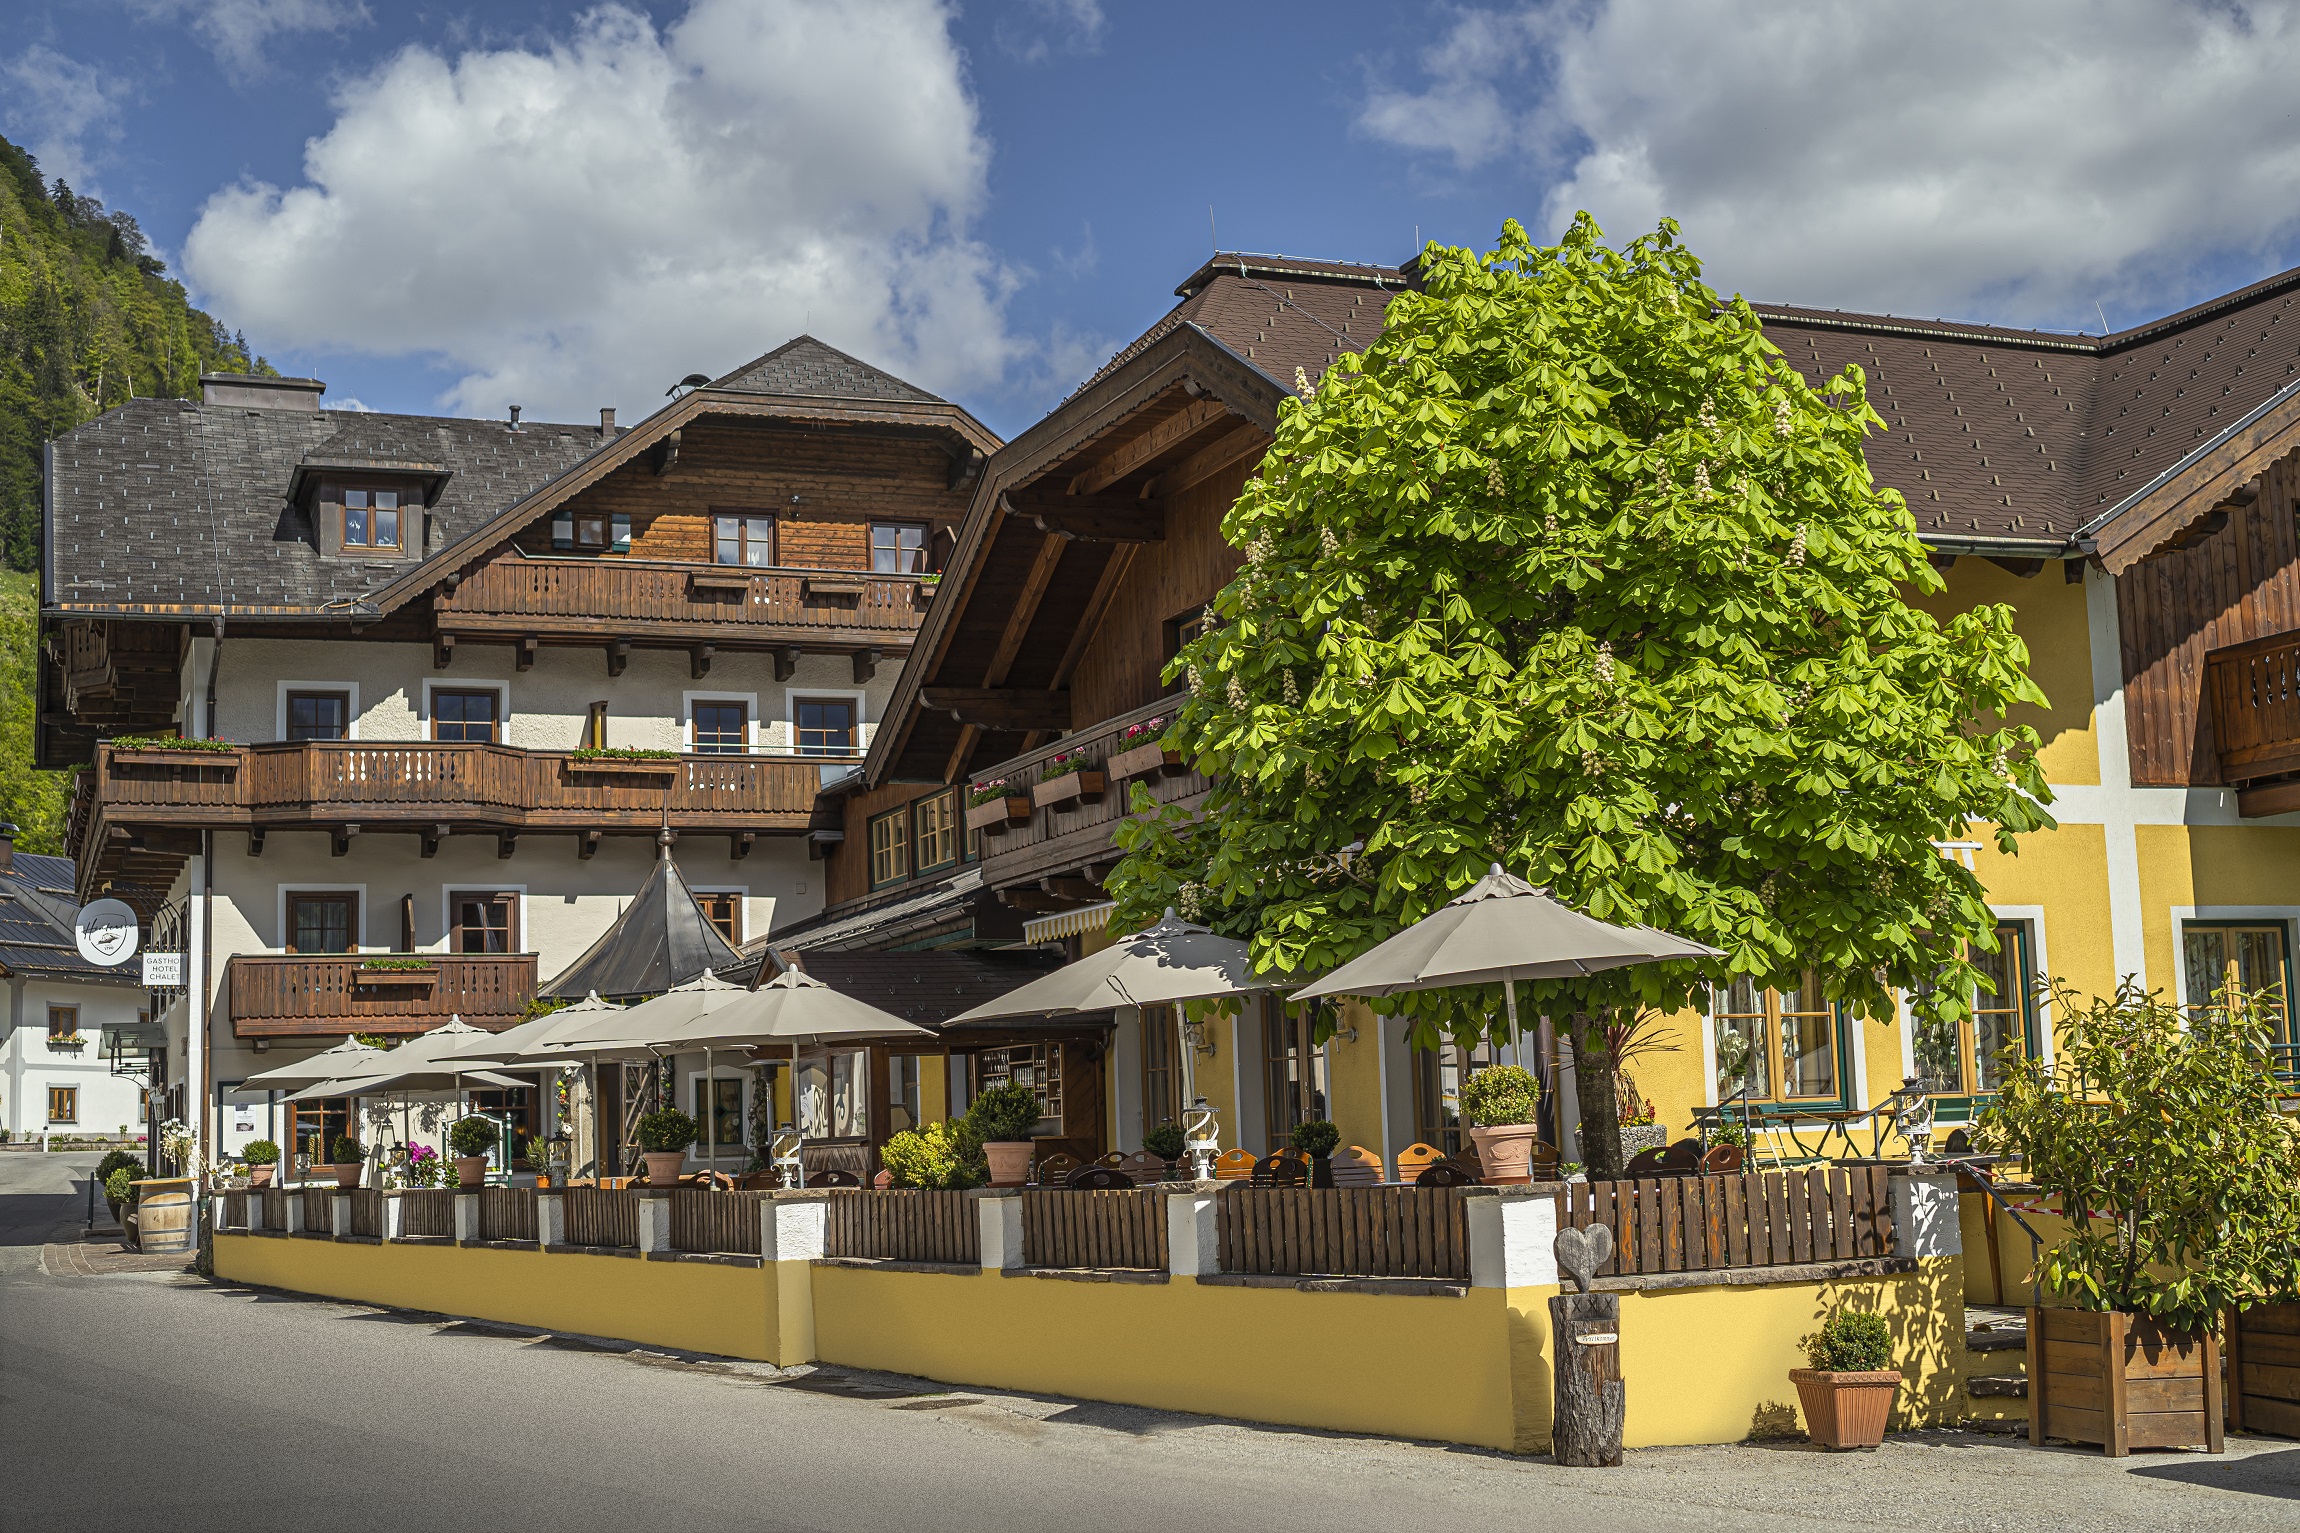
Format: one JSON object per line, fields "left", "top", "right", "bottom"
{"left": 432, "top": 555, "right": 932, "bottom": 650}
{"left": 226, "top": 952, "right": 537, "bottom": 1038}
{"left": 965, "top": 697, "right": 1209, "bottom": 894}
{"left": 2205, "top": 630, "right": 2300, "bottom": 813}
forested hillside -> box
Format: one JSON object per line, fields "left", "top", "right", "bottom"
{"left": 0, "top": 131, "right": 271, "bottom": 851}
{"left": 0, "top": 130, "right": 267, "bottom": 573}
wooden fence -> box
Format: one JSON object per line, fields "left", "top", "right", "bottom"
{"left": 222, "top": 1190, "right": 248, "bottom": 1229}
{"left": 564, "top": 1187, "right": 638, "bottom": 1249}
{"left": 1023, "top": 1189, "right": 1168, "bottom": 1270}
{"left": 261, "top": 1188, "right": 287, "bottom": 1230}
{"left": 670, "top": 1189, "right": 770, "bottom": 1255}
{"left": 349, "top": 1189, "right": 383, "bottom": 1237}
{"left": 398, "top": 1190, "right": 456, "bottom": 1240}
{"left": 301, "top": 1187, "right": 334, "bottom": 1231}
{"left": 1554, "top": 1166, "right": 1896, "bottom": 1278}
{"left": 823, "top": 1189, "right": 979, "bottom": 1265}
{"left": 1217, "top": 1186, "right": 1471, "bottom": 1281}
{"left": 480, "top": 1186, "right": 538, "bottom": 1243}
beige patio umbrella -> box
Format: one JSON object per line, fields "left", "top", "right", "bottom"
{"left": 550, "top": 968, "right": 932, "bottom": 1184}
{"left": 235, "top": 1034, "right": 382, "bottom": 1093}
{"left": 430, "top": 992, "right": 633, "bottom": 1172}
{"left": 943, "top": 909, "right": 1285, "bottom": 1124}
{"left": 284, "top": 1018, "right": 500, "bottom": 1171}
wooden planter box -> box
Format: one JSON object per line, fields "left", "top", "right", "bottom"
{"left": 2028, "top": 1307, "right": 2223, "bottom": 1455}
{"left": 110, "top": 748, "right": 240, "bottom": 769}
{"left": 355, "top": 966, "right": 439, "bottom": 988}
{"left": 966, "top": 795, "right": 1033, "bottom": 835}
{"left": 687, "top": 572, "right": 752, "bottom": 598}
{"left": 804, "top": 576, "right": 867, "bottom": 600}
{"left": 1032, "top": 769, "right": 1106, "bottom": 809}
{"left": 2228, "top": 1300, "right": 2300, "bottom": 1439}
{"left": 1109, "top": 742, "right": 1181, "bottom": 781}
{"left": 564, "top": 756, "right": 680, "bottom": 777}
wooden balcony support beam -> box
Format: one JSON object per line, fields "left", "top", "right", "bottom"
{"left": 1070, "top": 397, "right": 1231, "bottom": 495}
{"left": 434, "top": 632, "right": 454, "bottom": 670}
{"left": 579, "top": 829, "right": 601, "bottom": 860}
{"left": 421, "top": 823, "right": 446, "bottom": 858}
{"left": 607, "top": 638, "right": 630, "bottom": 678}
{"left": 517, "top": 636, "right": 539, "bottom": 672}
{"left": 1005, "top": 491, "right": 1166, "bottom": 544}
{"left": 732, "top": 831, "right": 754, "bottom": 860}
{"left": 331, "top": 823, "right": 359, "bottom": 858}
{"left": 246, "top": 827, "right": 265, "bottom": 857}
{"left": 852, "top": 647, "right": 880, "bottom": 685}
{"left": 919, "top": 688, "right": 1072, "bottom": 732}
{"left": 775, "top": 646, "right": 801, "bottom": 682}
{"left": 691, "top": 642, "right": 714, "bottom": 680}
{"left": 497, "top": 830, "right": 518, "bottom": 860}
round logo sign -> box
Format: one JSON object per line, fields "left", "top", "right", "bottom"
{"left": 74, "top": 898, "right": 141, "bottom": 967}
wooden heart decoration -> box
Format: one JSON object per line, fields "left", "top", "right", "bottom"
{"left": 1554, "top": 1223, "right": 1613, "bottom": 1293}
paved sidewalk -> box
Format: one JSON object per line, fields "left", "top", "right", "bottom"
{"left": 43, "top": 1234, "right": 194, "bottom": 1277}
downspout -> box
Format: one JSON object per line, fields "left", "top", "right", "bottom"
{"left": 196, "top": 616, "right": 222, "bottom": 1170}
{"left": 7, "top": 974, "right": 23, "bottom": 1143}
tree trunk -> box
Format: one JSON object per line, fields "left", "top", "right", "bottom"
{"left": 1570, "top": 1014, "right": 1624, "bottom": 1180}
{"left": 1550, "top": 1290, "right": 1625, "bottom": 1466}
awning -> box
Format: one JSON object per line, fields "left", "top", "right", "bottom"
{"left": 1022, "top": 900, "right": 1115, "bottom": 944}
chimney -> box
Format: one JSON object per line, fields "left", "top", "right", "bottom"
{"left": 0, "top": 822, "right": 16, "bottom": 874}
{"left": 508, "top": 404, "right": 523, "bottom": 430}
{"left": 599, "top": 407, "right": 617, "bottom": 439}
{"left": 200, "top": 374, "right": 325, "bottom": 410}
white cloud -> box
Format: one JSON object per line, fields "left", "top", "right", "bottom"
{"left": 1359, "top": 1, "right": 2300, "bottom": 328}
{"left": 997, "top": 0, "right": 1106, "bottom": 64}
{"left": 134, "top": 0, "right": 370, "bottom": 77}
{"left": 182, "top": 0, "right": 1021, "bottom": 421}
{"left": 320, "top": 395, "right": 374, "bottom": 412}
{"left": 1, "top": 45, "right": 127, "bottom": 190}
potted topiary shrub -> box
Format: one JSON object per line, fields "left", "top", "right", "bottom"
{"left": 1290, "top": 1119, "right": 1341, "bottom": 1187}
{"left": 329, "top": 1134, "right": 367, "bottom": 1189}
{"left": 633, "top": 1108, "right": 699, "bottom": 1187}
{"left": 447, "top": 1115, "right": 499, "bottom": 1188}
{"left": 1458, "top": 1065, "right": 1543, "bottom": 1183}
{"left": 1978, "top": 980, "right": 2295, "bottom": 1455}
{"left": 1144, "top": 1122, "right": 1187, "bottom": 1179}
{"left": 966, "top": 1083, "right": 1045, "bottom": 1187}
{"left": 1791, "top": 1311, "right": 1900, "bottom": 1449}
{"left": 243, "top": 1139, "right": 280, "bottom": 1187}
{"left": 103, "top": 1166, "right": 135, "bottom": 1227}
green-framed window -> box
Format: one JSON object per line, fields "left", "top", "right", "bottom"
{"left": 2181, "top": 919, "right": 2293, "bottom": 1044}
{"left": 868, "top": 807, "right": 910, "bottom": 890}
{"left": 912, "top": 789, "right": 959, "bottom": 874}
{"left": 1912, "top": 921, "right": 2039, "bottom": 1101}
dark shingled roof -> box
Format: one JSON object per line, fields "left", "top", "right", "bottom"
{"left": 1756, "top": 262, "right": 2300, "bottom": 545}
{"left": 0, "top": 851, "right": 119, "bottom": 980}
{"left": 711, "top": 335, "right": 942, "bottom": 404}
{"left": 47, "top": 400, "right": 603, "bottom": 615}
{"left": 1076, "top": 252, "right": 1408, "bottom": 399}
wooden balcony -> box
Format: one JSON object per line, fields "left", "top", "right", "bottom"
{"left": 968, "top": 697, "right": 1209, "bottom": 902}
{"left": 432, "top": 555, "right": 931, "bottom": 652}
{"left": 2205, "top": 630, "right": 2300, "bottom": 814}
{"left": 226, "top": 952, "right": 537, "bottom": 1039}
{"left": 70, "top": 740, "right": 838, "bottom": 906}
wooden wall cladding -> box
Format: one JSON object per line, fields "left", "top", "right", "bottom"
{"left": 507, "top": 420, "right": 963, "bottom": 568}
{"left": 1068, "top": 455, "right": 1257, "bottom": 725}
{"left": 826, "top": 781, "right": 949, "bottom": 907}
{"left": 2116, "top": 456, "right": 2300, "bottom": 785}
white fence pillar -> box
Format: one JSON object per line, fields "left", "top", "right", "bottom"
{"left": 975, "top": 1190, "right": 1023, "bottom": 1271}
{"left": 1468, "top": 1188, "right": 1559, "bottom": 1289}
{"left": 380, "top": 1191, "right": 406, "bottom": 1242}
{"left": 1890, "top": 1169, "right": 1962, "bottom": 1259}
{"left": 1164, "top": 1185, "right": 1220, "bottom": 1276}
{"left": 453, "top": 1192, "right": 481, "bottom": 1244}
{"left": 331, "top": 1192, "right": 352, "bottom": 1239}
{"left": 535, "top": 1189, "right": 565, "bottom": 1249}
{"left": 280, "top": 1191, "right": 305, "bottom": 1235}
{"left": 635, "top": 1192, "right": 672, "bottom": 1255}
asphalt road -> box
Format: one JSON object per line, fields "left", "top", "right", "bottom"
{"left": 3, "top": 1153, "right": 2296, "bottom": 1533}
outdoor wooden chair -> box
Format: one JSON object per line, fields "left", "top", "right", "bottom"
{"left": 1212, "top": 1148, "right": 1257, "bottom": 1181}
{"left": 1095, "top": 1151, "right": 1127, "bottom": 1168}
{"left": 1035, "top": 1152, "right": 1080, "bottom": 1187}
{"left": 871, "top": 1169, "right": 893, "bottom": 1188}
{"left": 1117, "top": 1149, "right": 1168, "bottom": 1182}
{"left": 733, "top": 1171, "right": 780, "bottom": 1190}
{"left": 1414, "top": 1160, "right": 1480, "bottom": 1188}
{"left": 1394, "top": 1142, "right": 1445, "bottom": 1182}
{"left": 1700, "top": 1144, "right": 1745, "bottom": 1174}
{"left": 1527, "top": 1141, "right": 1562, "bottom": 1180}
{"left": 1250, "top": 1150, "right": 1311, "bottom": 1188}
{"left": 809, "top": 1167, "right": 862, "bottom": 1188}
{"left": 1622, "top": 1146, "right": 1671, "bottom": 1177}
{"left": 1066, "top": 1164, "right": 1134, "bottom": 1190}
{"left": 1329, "top": 1145, "right": 1384, "bottom": 1187}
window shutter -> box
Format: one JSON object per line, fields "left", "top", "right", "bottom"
{"left": 551, "top": 511, "right": 573, "bottom": 550}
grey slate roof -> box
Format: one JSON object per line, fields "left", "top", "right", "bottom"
{"left": 711, "top": 336, "right": 942, "bottom": 404}
{"left": 46, "top": 401, "right": 604, "bottom": 614}
{"left": 0, "top": 852, "right": 117, "bottom": 980}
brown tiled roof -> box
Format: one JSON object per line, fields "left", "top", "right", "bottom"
{"left": 1074, "top": 252, "right": 1408, "bottom": 399}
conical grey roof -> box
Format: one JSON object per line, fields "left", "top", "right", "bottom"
{"left": 540, "top": 852, "right": 741, "bottom": 1000}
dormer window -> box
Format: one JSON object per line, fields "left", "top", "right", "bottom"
{"left": 342, "top": 487, "right": 403, "bottom": 551}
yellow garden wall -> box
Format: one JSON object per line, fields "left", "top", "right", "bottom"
{"left": 214, "top": 1235, "right": 787, "bottom": 1362}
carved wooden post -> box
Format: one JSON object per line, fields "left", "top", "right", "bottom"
{"left": 1550, "top": 1224, "right": 1624, "bottom": 1467}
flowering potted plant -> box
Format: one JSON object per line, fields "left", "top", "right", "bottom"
{"left": 966, "top": 1083, "right": 1045, "bottom": 1188}
{"left": 1032, "top": 750, "right": 1106, "bottom": 808}
{"left": 1790, "top": 1311, "right": 1901, "bottom": 1449}
{"left": 329, "top": 1134, "right": 367, "bottom": 1189}
{"left": 633, "top": 1108, "right": 699, "bottom": 1187}
{"left": 965, "top": 778, "right": 1032, "bottom": 835}
{"left": 1459, "top": 1065, "right": 1543, "bottom": 1183}
{"left": 243, "top": 1139, "right": 280, "bottom": 1187}
{"left": 447, "top": 1115, "right": 499, "bottom": 1187}
{"left": 1109, "top": 716, "right": 1183, "bottom": 780}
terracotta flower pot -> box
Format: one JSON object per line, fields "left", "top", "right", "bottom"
{"left": 641, "top": 1150, "right": 688, "bottom": 1187}
{"left": 984, "top": 1140, "right": 1034, "bottom": 1188}
{"left": 1467, "top": 1123, "right": 1541, "bottom": 1184}
{"left": 248, "top": 1164, "right": 275, "bottom": 1187}
{"left": 1790, "top": 1368, "right": 1902, "bottom": 1449}
{"left": 454, "top": 1156, "right": 488, "bottom": 1188}
{"left": 330, "top": 1162, "right": 363, "bottom": 1189}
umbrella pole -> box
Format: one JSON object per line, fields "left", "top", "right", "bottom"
{"left": 791, "top": 1040, "right": 804, "bottom": 1189}
{"left": 1505, "top": 979, "right": 1521, "bottom": 1067}
{"left": 705, "top": 1046, "right": 716, "bottom": 1186}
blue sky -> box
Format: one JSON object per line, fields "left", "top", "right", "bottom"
{"left": 11, "top": 1, "right": 2300, "bottom": 437}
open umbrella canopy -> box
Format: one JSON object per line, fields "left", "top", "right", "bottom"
{"left": 944, "top": 910, "right": 1277, "bottom": 1023}
{"left": 288, "top": 1067, "right": 522, "bottom": 1102}
{"left": 1290, "top": 865, "right": 1720, "bottom": 1001}
{"left": 433, "top": 991, "right": 629, "bottom": 1065}
{"left": 553, "top": 967, "right": 931, "bottom": 1053}
{"left": 279, "top": 1017, "right": 500, "bottom": 1093}
{"left": 235, "top": 1035, "right": 382, "bottom": 1094}
{"left": 544, "top": 969, "right": 751, "bottom": 1056}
